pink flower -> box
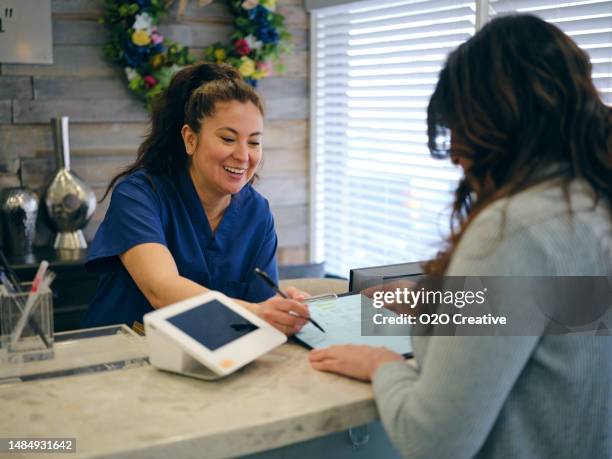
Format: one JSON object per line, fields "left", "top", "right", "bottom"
{"left": 257, "top": 61, "right": 272, "bottom": 76}
{"left": 143, "top": 75, "right": 157, "bottom": 89}
{"left": 151, "top": 31, "right": 164, "bottom": 45}
{"left": 234, "top": 38, "right": 251, "bottom": 56}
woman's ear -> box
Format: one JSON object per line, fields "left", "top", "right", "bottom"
{"left": 181, "top": 125, "right": 197, "bottom": 155}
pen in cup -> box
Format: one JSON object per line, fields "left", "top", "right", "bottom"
{"left": 0, "top": 269, "right": 52, "bottom": 349}
{"left": 10, "top": 271, "right": 55, "bottom": 347}
{"left": 0, "top": 251, "right": 53, "bottom": 349}
{"left": 254, "top": 267, "right": 326, "bottom": 333}
{"left": 11, "top": 261, "right": 55, "bottom": 347}
{"left": 0, "top": 250, "right": 23, "bottom": 295}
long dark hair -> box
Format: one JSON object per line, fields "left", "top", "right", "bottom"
{"left": 102, "top": 62, "right": 264, "bottom": 201}
{"left": 425, "top": 14, "right": 612, "bottom": 275}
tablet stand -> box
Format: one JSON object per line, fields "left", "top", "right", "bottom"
{"left": 146, "top": 322, "right": 223, "bottom": 381}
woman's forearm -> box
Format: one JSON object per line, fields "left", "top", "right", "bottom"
{"left": 145, "top": 274, "right": 208, "bottom": 309}
{"left": 147, "top": 274, "right": 259, "bottom": 315}
{"left": 119, "top": 243, "right": 259, "bottom": 313}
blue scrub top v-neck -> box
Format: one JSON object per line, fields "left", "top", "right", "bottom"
{"left": 82, "top": 168, "right": 278, "bottom": 328}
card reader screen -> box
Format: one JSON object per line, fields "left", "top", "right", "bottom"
{"left": 167, "top": 300, "right": 259, "bottom": 351}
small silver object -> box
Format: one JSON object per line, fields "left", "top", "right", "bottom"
{"left": 44, "top": 117, "right": 96, "bottom": 250}
{"left": 0, "top": 185, "right": 38, "bottom": 255}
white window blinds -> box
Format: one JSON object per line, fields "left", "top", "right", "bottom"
{"left": 490, "top": 0, "right": 612, "bottom": 104}
{"left": 311, "top": 0, "right": 471, "bottom": 276}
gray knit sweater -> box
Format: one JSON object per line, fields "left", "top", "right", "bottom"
{"left": 372, "top": 180, "right": 612, "bottom": 458}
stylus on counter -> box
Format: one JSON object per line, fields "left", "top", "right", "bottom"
{"left": 304, "top": 293, "right": 338, "bottom": 303}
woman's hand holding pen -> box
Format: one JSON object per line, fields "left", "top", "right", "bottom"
{"left": 256, "top": 289, "right": 311, "bottom": 336}
{"left": 283, "top": 286, "right": 310, "bottom": 302}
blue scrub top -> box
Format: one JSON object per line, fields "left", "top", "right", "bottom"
{"left": 83, "top": 168, "right": 278, "bottom": 327}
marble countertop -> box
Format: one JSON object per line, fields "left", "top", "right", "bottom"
{"left": 0, "top": 341, "right": 379, "bottom": 458}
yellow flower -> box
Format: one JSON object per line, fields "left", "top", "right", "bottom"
{"left": 131, "top": 29, "right": 151, "bottom": 47}
{"left": 261, "top": 0, "right": 276, "bottom": 10}
{"left": 239, "top": 57, "right": 256, "bottom": 77}
{"left": 252, "top": 69, "right": 264, "bottom": 79}
{"left": 214, "top": 48, "right": 227, "bottom": 62}
{"left": 150, "top": 53, "right": 164, "bottom": 68}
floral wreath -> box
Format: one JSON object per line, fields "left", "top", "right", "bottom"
{"left": 102, "top": 0, "right": 291, "bottom": 108}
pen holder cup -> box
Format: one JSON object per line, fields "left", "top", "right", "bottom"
{"left": 0, "top": 284, "right": 54, "bottom": 364}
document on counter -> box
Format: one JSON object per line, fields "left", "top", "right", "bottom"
{"left": 294, "top": 294, "right": 412, "bottom": 356}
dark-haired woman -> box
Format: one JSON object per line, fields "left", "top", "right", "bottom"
{"left": 84, "top": 63, "right": 310, "bottom": 334}
{"left": 310, "top": 15, "right": 611, "bottom": 458}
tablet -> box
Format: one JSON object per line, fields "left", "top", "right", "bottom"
{"left": 144, "top": 291, "right": 287, "bottom": 379}
{"left": 293, "top": 294, "right": 413, "bottom": 357}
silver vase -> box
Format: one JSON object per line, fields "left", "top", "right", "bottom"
{"left": 44, "top": 117, "right": 96, "bottom": 250}
{"left": 0, "top": 186, "right": 38, "bottom": 255}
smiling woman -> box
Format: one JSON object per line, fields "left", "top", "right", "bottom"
{"left": 181, "top": 99, "right": 264, "bottom": 227}
{"left": 82, "top": 62, "right": 310, "bottom": 336}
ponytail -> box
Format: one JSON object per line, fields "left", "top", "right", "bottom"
{"left": 101, "top": 62, "right": 263, "bottom": 201}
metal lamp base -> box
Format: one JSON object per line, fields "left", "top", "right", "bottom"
{"left": 54, "top": 230, "right": 87, "bottom": 250}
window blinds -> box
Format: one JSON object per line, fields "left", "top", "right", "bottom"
{"left": 312, "top": 0, "right": 612, "bottom": 277}
{"left": 490, "top": 0, "right": 612, "bottom": 104}
{"left": 311, "top": 0, "right": 470, "bottom": 276}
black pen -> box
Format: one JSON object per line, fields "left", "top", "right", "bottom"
{"left": 0, "top": 250, "right": 23, "bottom": 295}
{"left": 254, "top": 267, "right": 326, "bottom": 333}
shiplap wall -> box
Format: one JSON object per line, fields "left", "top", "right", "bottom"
{"left": 0, "top": 0, "right": 309, "bottom": 265}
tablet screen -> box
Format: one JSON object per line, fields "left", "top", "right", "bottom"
{"left": 167, "top": 300, "right": 259, "bottom": 351}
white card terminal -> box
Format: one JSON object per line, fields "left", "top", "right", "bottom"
{"left": 144, "top": 291, "right": 286, "bottom": 380}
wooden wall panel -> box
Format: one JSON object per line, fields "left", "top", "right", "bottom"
{"left": 276, "top": 246, "right": 308, "bottom": 265}
{"left": 13, "top": 98, "right": 148, "bottom": 124}
{"left": 0, "top": 77, "right": 33, "bottom": 99}
{"left": 262, "top": 147, "right": 308, "bottom": 176}
{"left": 53, "top": 18, "right": 107, "bottom": 45}
{"left": 254, "top": 176, "right": 307, "bottom": 206}
{"left": 264, "top": 120, "right": 307, "bottom": 149}
{"left": 0, "top": 123, "right": 148, "bottom": 163}
{"left": 0, "top": 0, "right": 310, "bottom": 263}
{"left": 34, "top": 76, "right": 135, "bottom": 100}
{"left": 1, "top": 46, "right": 121, "bottom": 77}
{"left": 158, "top": 23, "right": 234, "bottom": 46}
{"left": 51, "top": 0, "right": 104, "bottom": 16}
{"left": 0, "top": 101, "right": 11, "bottom": 123}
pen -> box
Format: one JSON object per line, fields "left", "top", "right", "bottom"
{"left": 304, "top": 293, "right": 338, "bottom": 303}
{"left": 254, "top": 267, "right": 326, "bottom": 333}
{"left": 0, "top": 250, "right": 24, "bottom": 294}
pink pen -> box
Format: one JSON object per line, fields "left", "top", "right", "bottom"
{"left": 30, "top": 260, "right": 49, "bottom": 294}
{"left": 10, "top": 260, "right": 50, "bottom": 346}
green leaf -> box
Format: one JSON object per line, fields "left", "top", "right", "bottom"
{"left": 236, "top": 17, "right": 250, "bottom": 28}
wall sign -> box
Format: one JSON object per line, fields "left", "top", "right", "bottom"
{"left": 0, "top": 0, "right": 53, "bottom": 64}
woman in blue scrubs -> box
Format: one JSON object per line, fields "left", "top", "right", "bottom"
{"left": 83, "top": 63, "right": 310, "bottom": 334}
